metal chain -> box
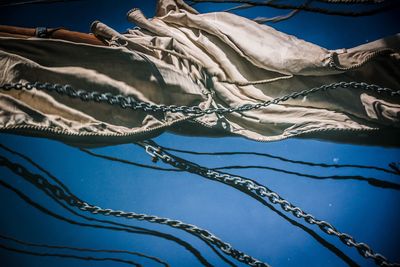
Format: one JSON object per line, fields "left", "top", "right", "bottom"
{"left": 0, "top": 81, "right": 399, "bottom": 265}
{"left": 142, "top": 142, "right": 400, "bottom": 267}
{"left": 0, "top": 155, "right": 270, "bottom": 267}
{"left": 0, "top": 81, "right": 398, "bottom": 116}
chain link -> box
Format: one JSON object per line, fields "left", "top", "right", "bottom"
{"left": 143, "top": 142, "right": 400, "bottom": 267}
{"left": 1, "top": 81, "right": 399, "bottom": 265}
{"left": 0, "top": 81, "right": 398, "bottom": 116}
{"left": 0, "top": 155, "right": 270, "bottom": 267}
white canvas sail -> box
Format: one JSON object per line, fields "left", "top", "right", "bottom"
{"left": 0, "top": 0, "right": 399, "bottom": 146}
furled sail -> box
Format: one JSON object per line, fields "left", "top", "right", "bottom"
{"left": 0, "top": 0, "right": 399, "bottom": 146}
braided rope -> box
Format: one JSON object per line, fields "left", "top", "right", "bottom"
{"left": 328, "top": 49, "right": 394, "bottom": 71}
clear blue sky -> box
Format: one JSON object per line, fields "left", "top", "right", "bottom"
{"left": 0, "top": 1, "right": 399, "bottom": 267}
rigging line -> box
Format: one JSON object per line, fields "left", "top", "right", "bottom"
{"left": 80, "top": 146, "right": 359, "bottom": 266}
{"left": 0, "top": 176, "right": 212, "bottom": 267}
{"left": 0, "top": 237, "right": 140, "bottom": 266}
{"left": 222, "top": 173, "right": 360, "bottom": 267}
{"left": 76, "top": 148, "right": 235, "bottom": 266}
{"left": 79, "top": 148, "right": 180, "bottom": 172}
{"left": 186, "top": 0, "right": 399, "bottom": 16}
{"left": 79, "top": 146, "right": 400, "bottom": 190}
{"left": 0, "top": 175, "right": 175, "bottom": 267}
{"left": 219, "top": 74, "right": 293, "bottom": 86}
{"left": 0, "top": 245, "right": 141, "bottom": 266}
{"left": 0, "top": 156, "right": 250, "bottom": 266}
{"left": 0, "top": 0, "right": 84, "bottom": 7}
{"left": 253, "top": 9, "right": 299, "bottom": 23}
{"left": 222, "top": 0, "right": 279, "bottom": 12}
{"left": 316, "top": 0, "right": 386, "bottom": 3}
{"left": 223, "top": 3, "right": 253, "bottom": 11}
{"left": 0, "top": 233, "right": 169, "bottom": 267}
{"left": 329, "top": 48, "right": 394, "bottom": 71}
{"left": 125, "top": 42, "right": 293, "bottom": 86}
{"left": 0, "top": 144, "right": 74, "bottom": 195}
{"left": 0, "top": 175, "right": 357, "bottom": 267}
{"left": 218, "top": 0, "right": 385, "bottom": 11}
{"left": 389, "top": 162, "right": 400, "bottom": 174}
{"left": 141, "top": 140, "right": 399, "bottom": 267}
{"left": 75, "top": 143, "right": 393, "bottom": 263}
{"left": 0, "top": 147, "right": 235, "bottom": 267}
{"left": 157, "top": 146, "right": 399, "bottom": 175}
{"left": 99, "top": 143, "right": 364, "bottom": 266}
{"left": 222, "top": 0, "right": 310, "bottom": 12}
{"left": 0, "top": 147, "right": 233, "bottom": 267}
{"left": 122, "top": 38, "right": 293, "bottom": 86}
{"left": 252, "top": 0, "right": 314, "bottom": 24}
{"left": 80, "top": 144, "right": 360, "bottom": 266}
{"left": 212, "top": 165, "right": 400, "bottom": 190}
{"left": 0, "top": 148, "right": 218, "bottom": 267}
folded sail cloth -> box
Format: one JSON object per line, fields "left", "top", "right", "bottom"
{"left": 0, "top": 0, "right": 399, "bottom": 146}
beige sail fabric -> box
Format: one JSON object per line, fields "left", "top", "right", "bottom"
{"left": 0, "top": 0, "right": 399, "bottom": 146}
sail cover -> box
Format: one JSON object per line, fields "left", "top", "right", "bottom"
{"left": 0, "top": 0, "right": 399, "bottom": 146}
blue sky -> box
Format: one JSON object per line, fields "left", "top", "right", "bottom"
{"left": 0, "top": 1, "right": 399, "bottom": 266}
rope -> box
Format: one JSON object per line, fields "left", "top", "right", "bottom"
{"left": 0, "top": 144, "right": 234, "bottom": 267}
{"left": 187, "top": 0, "right": 399, "bottom": 17}
{"left": 0, "top": 0, "right": 83, "bottom": 7}
{"left": 0, "top": 177, "right": 215, "bottom": 267}
{"left": 0, "top": 242, "right": 141, "bottom": 266}
{"left": 127, "top": 42, "right": 293, "bottom": 86}
{"left": 252, "top": 0, "right": 314, "bottom": 24}
{"left": 81, "top": 145, "right": 361, "bottom": 266}
{"left": 219, "top": 74, "right": 293, "bottom": 86}
{"left": 329, "top": 48, "right": 394, "bottom": 71}
{"left": 80, "top": 146, "right": 400, "bottom": 190}
{"left": 79, "top": 148, "right": 180, "bottom": 172}
{"left": 0, "top": 234, "right": 165, "bottom": 266}
{"left": 0, "top": 155, "right": 270, "bottom": 267}
{"left": 0, "top": 165, "right": 361, "bottom": 267}
{"left": 142, "top": 140, "right": 400, "bottom": 267}
{"left": 159, "top": 146, "right": 399, "bottom": 175}
{"left": 253, "top": 9, "right": 300, "bottom": 23}
{"left": 316, "top": 0, "right": 385, "bottom": 3}
{"left": 213, "top": 165, "right": 400, "bottom": 190}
